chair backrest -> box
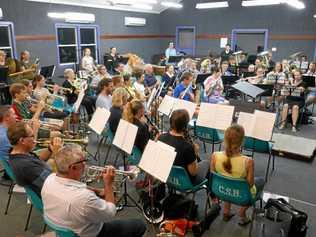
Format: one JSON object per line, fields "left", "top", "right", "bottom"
{"left": 210, "top": 172, "right": 253, "bottom": 206}
{"left": 128, "top": 146, "right": 142, "bottom": 165}
{"left": 243, "top": 137, "right": 270, "bottom": 153}
{"left": 194, "top": 125, "right": 221, "bottom": 142}
{"left": 44, "top": 215, "right": 76, "bottom": 237}
{"left": 167, "top": 166, "right": 193, "bottom": 192}
{"left": 104, "top": 128, "right": 114, "bottom": 141}
{"left": 0, "top": 156, "right": 16, "bottom": 182}
{"left": 24, "top": 186, "right": 44, "bottom": 213}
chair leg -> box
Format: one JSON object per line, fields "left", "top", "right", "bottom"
{"left": 203, "top": 142, "right": 207, "bottom": 153}
{"left": 103, "top": 144, "right": 112, "bottom": 166}
{"left": 218, "top": 143, "right": 222, "bottom": 151}
{"left": 94, "top": 136, "right": 105, "bottom": 165}
{"left": 42, "top": 223, "right": 47, "bottom": 234}
{"left": 4, "top": 181, "right": 14, "bottom": 215}
{"left": 24, "top": 204, "right": 33, "bottom": 231}
{"left": 272, "top": 153, "right": 275, "bottom": 171}
{"left": 265, "top": 153, "right": 272, "bottom": 182}
{"left": 248, "top": 206, "right": 256, "bottom": 237}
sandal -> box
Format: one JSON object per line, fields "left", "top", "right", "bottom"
{"left": 223, "top": 213, "right": 235, "bottom": 222}
{"left": 238, "top": 217, "right": 251, "bottom": 226}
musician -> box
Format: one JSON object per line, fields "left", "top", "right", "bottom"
{"left": 108, "top": 88, "right": 129, "bottom": 134}
{"left": 279, "top": 70, "right": 306, "bottom": 132}
{"left": 0, "top": 105, "right": 15, "bottom": 158}
{"left": 113, "top": 63, "right": 125, "bottom": 76}
{"left": 200, "top": 58, "right": 212, "bottom": 73}
{"left": 0, "top": 50, "right": 6, "bottom": 67}
{"left": 62, "top": 68, "right": 95, "bottom": 117}
{"left": 173, "top": 72, "right": 195, "bottom": 102}
{"left": 7, "top": 121, "right": 63, "bottom": 196}
{"left": 220, "top": 44, "right": 233, "bottom": 62}
{"left": 123, "top": 73, "right": 137, "bottom": 101}
{"left": 81, "top": 48, "right": 96, "bottom": 73}
{"left": 112, "top": 75, "right": 124, "bottom": 91}
{"left": 264, "top": 62, "right": 287, "bottom": 85}
{"left": 91, "top": 65, "right": 111, "bottom": 89}
{"left": 165, "top": 42, "right": 177, "bottom": 59}
{"left": 104, "top": 47, "right": 118, "bottom": 74}
{"left": 221, "top": 61, "right": 234, "bottom": 76}
{"left": 203, "top": 67, "right": 227, "bottom": 104}
{"left": 133, "top": 71, "right": 147, "bottom": 99}
{"left": 122, "top": 99, "right": 152, "bottom": 152}
{"left": 267, "top": 52, "right": 276, "bottom": 69}
{"left": 161, "top": 65, "right": 175, "bottom": 96}
{"left": 41, "top": 144, "right": 146, "bottom": 237}
{"left": 305, "top": 62, "right": 316, "bottom": 107}
{"left": 282, "top": 59, "right": 290, "bottom": 75}
{"left": 20, "top": 50, "right": 32, "bottom": 70}
{"left": 306, "top": 62, "right": 316, "bottom": 76}
{"left": 246, "top": 66, "right": 265, "bottom": 84}
{"left": 254, "top": 58, "right": 263, "bottom": 69}
{"left": 211, "top": 124, "right": 264, "bottom": 225}
{"left": 96, "top": 79, "right": 113, "bottom": 110}
{"left": 158, "top": 109, "right": 209, "bottom": 185}
{"left": 144, "top": 64, "right": 159, "bottom": 89}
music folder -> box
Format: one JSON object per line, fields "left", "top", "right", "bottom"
{"left": 138, "top": 140, "right": 176, "bottom": 183}
{"left": 167, "top": 56, "right": 183, "bottom": 64}
{"left": 88, "top": 107, "right": 111, "bottom": 135}
{"left": 158, "top": 95, "right": 176, "bottom": 116}
{"left": 112, "top": 119, "right": 138, "bottom": 155}
{"left": 222, "top": 75, "right": 239, "bottom": 86}
{"left": 255, "top": 84, "right": 274, "bottom": 97}
{"left": 196, "top": 73, "right": 211, "bottom": 85}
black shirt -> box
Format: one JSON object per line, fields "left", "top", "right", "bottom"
{"left": 62, "top": 80, "right": 77, "bottom": 105}
{"left": 134, "top": 119, "right": 150, "bottom": 152}
{"left": 109, "top": 106, "right": 122, "bottom": 134}
{"left": 220, "top": 50, "right": 233, "bottom": 62}
{"left": 9, "top": 151, "right": 52, "bottom": 197}
{"left": 158, "top": 132, "right": 196, "bottom": 180}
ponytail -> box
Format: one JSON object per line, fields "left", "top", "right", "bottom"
{"left": 223, "top": 124, "right": 245, "bottom": 174}
{"left": 122, "top": 99, "right": 143, "bottom": 124}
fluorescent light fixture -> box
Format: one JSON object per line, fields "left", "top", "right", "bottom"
{"left": 132, "top": 3, "right": 153, "bottom": 10}
{"left": 161, "top": 1, "right": 183, "bottom": 8}
{"left": 47, "top": 12, "right": 95, "bottom": 23}
{"left": 196, "top": 1, "right": 229, "bottom": 9}
{"left": 111, "top": 0, "right": 157, "bottom": 4}
{"left": 0, "top": 8, "right": 3, "bottom": 19}
{"left": 314, "top": 14, "right": 316, "bottom": 18}
{"left": 286, "top": 0, "right": 305, "bottom": 9}
{"left": 242, "top": 0, "right": 281, "bottom": 7}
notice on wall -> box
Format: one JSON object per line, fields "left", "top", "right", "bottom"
{"left": 220, "top": 38, "right": 228, "bottom": 48}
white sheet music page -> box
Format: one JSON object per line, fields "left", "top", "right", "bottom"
{"left": 196, "top": 103, "right": 234, "bottom": 130}
{"left": 146, "top": 87, "right": 157, "bottom": 111}
{"left": 139, "top": 140, "right": 176, "bottom": 183}
{"left": 73, "top": 89, "right": 85, "bottom": 113}
{"left": 252, "top": 110, "right": 276, "bottom": 141}
{"left": 172, "top": 99, "right": 197, "bottom": 120}
{"left": 158, "top": 95, "right": 176, "bottom": 116}
{"left": 112, "top": 119, "right": 138, "bottom": 154}
{"left": 88, "top": 107, "right": 111, "bottom": 135}
{"left": 237, "top": 112, "right": 255, "bottom": 137}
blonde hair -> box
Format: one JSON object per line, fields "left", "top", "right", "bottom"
{"left": 223, "top": 124, "right": 245, "bottom": 174}
{"left": 112, "top": 87, "right": 129, "bottom": 107}
{"left": 122, "top": 99, "right": 143, "bottom": 123}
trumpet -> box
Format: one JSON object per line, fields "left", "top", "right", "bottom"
{"left": 85, "top": 165, "right": 140, "bottom": 181}
{"left": 36, "top": 137, "right": 89, "bottom": 146}
{"left": 29, "top": 98, "right": 64, "bottom": 112}
{"left": 46, "top": 84, "right": 73, "bottom": 93}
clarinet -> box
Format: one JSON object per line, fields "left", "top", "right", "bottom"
{"left": 183, "top": 129, "right": 201, "bottom": 161}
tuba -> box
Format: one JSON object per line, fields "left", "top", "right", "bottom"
{"left": 233, "top": 51, "right": 243, "bottom": 66}
{"left": 257, "top": 51, "right": 270, "bottom": 69}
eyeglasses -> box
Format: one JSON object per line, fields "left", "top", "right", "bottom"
{"left": 69, "top": 158, "right": 88, "bottom": 168}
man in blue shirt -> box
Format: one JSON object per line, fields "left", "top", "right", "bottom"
{"left": 165, "top": 42, "right": 177, "bottom": 59}
{"left": 173, "top": 72, "right": 195, "bottom": 102}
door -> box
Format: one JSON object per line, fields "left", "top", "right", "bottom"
{"left": 176, "top": 26, "right": 196, "bottom": 56}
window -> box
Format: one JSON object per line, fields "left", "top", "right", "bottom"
{"left": 56, "top": 24, "right": 99, "bottom": 65}
{"left": 0, "top": 22, "right": 16, "bottom": 58}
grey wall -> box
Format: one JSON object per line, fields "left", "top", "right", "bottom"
{"left": 160, "top": 0, "right": 316, "bottom": 61}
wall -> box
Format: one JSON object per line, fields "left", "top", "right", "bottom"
{"left": 160, "top": 0, "right": 316, "bottom": 61}
{"left": 0, "top": 0, "right": 163, "bottom": 76}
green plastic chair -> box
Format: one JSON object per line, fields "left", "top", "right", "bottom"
{"left": 210, "top": 172, "right": 263, "bottom": 237}
{"left": 0, "top": 157, "right": 16, "bottom": 215}
{"left": 167, "top": 166, "right": 209, "bottom": 217}
{"left": 127, "top": 146, "right": 142, "bottom": 166}
{"left": 44, "top": 215, "right": 76, "bottom": 237}
{"left": 194, "top": 125, "right": 224, "bottom": 153}
{"left": 242, "top": 137, "right": 275, "bottom": 182}
{"left": 93, "top": 128, "right": 114, "bottom": 166}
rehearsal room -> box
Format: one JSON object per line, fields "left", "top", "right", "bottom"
{"left": 0, "top": 0, "right": 316, "bottom": 236}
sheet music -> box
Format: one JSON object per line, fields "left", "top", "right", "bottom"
{"left": 138, "top": 140, "right": 176, "bottom": 183}
{"left": 158, "top": 95, "right": 176, "bottom": 116}
{"left": 252, "top": 110, "right": 276, "bottom": 141}
{"left": 196, "top": 103, "right": 234, "bottom": 130}
{"left": 172, "top": 99, "right": 197, "bottom": 120}
{"left": 300, "top": 61, "right": 309, "bottom": 70}
{"left": 88, "top": 107, "right": 111, "bottom": 135}
{"left": 155, "top": 81, "right": 165, "bottom": 99}
{"left": 237, "top": 112, "right": 256, "bottom": 137}
{"left": 112, "top": 119, "right": 138, "bottom": 154}
{"left": 146, "top": 87, "right": 157, "bottom": 111}
{"left": 73, "top": 89, "right": 85, "bottom": 113}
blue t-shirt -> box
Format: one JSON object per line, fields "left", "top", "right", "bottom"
{"left": 173, "top": 83, "right": 192, "bottom": 101}
{"left": 0, "top": 125, "right": 11, "bottom": 159}
{"left": 144, "top": 74, "right": 157, "bottom": 87}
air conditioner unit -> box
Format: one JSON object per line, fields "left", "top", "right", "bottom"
{"left": 0, "top": 8, "right": 3, "bottom": 19}
{"left": 64, "top": 12, "right": 95, "bottom": 23}
{"left": 124, "top": 17, "right": 146, "bottom": 27}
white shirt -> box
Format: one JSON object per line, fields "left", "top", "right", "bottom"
{"left": 96, "top": 94, "right": 112, "bottom": 110}
{"left": 81, "top": 56, "right": 95, "bottom": 72}
{"left": 41, "top": 174, "right": 116, "bottom": 237}
{"left": 133, "top": 81, "right": 145, "bottom": 97}
{"left": 165, "top": 48, "right": 177, "bottom": 58}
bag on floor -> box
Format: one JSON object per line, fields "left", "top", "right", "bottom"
{"left": 264, "top": 198, "right": 308, "bottom": 237}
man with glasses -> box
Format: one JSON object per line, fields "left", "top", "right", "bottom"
{"left": 41, "top": 144, "right": 146, "bottom": 237}
{"left": 7, "top": 121, "right": 62, "bottom": 196}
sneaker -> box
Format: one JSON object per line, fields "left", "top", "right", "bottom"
{"left": 292, "top": 126, "right": 297, "bottom": 132}
{"left": 278, "top": 124, "right": 285, "bottom": 130}
{"left": 238, "top": 217, "right": 251, "bottom": 226}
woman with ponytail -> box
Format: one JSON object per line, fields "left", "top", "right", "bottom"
{"left": 122, "top": 99, "right": 151, "bottom": 152}
{"left": 210, "top": 124, "right": 265, "bottom": 226}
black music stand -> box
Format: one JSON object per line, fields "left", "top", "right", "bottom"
{"left": 40, "top": 65, "right": 56, "bottom": 83}
{"left": 167, "top": 56, "right": 183, "bottom": 64}
{"left": 231, "top": 82, "right": 265, "bottom": 99}
{"left": 196, "top": 73, "right": 211, "bottom": 85}
{"left": 0, "top": 67, "right": 11, "bottom": 104}
{"left": 302, "top": 75, "right": 316, "bottom": 88}
{"left": 255, "top": 84, "right": 274, "bottom": 97}
{"left": 222, "top": 75, "right": 239, "bottom": 86}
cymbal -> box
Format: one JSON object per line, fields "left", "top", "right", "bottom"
{"left": 288, "top": 51, "right": 304, "bottom": 59}
{"left": 257, "top": 51, "right": 269, "bottom": 56}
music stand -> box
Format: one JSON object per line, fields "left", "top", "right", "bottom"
{"left": 302, "top": 76, "right": 316, "bottom": 88}
{"left": 255, "top": 84, "right": 274, "bottom": 97}
{"left": 222, "top": 76, "right": 239, "bottom": 86}
{"left": 40, "top": 65, "right": 56, "bottom": 80}
{"left": 231, "top": 82, "right": 265, "bottom": 99}
{"left": 196, "top": 73, "right": 211, "bottom": 85}
{"left": 0, "top": 67, "right": 9, "bottom": 85}
{"left": 167, "top": 56, "right": 183, "bottom": 64}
